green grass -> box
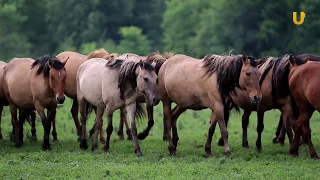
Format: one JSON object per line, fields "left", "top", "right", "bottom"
{"left": 0, "top": 98, "right": 320, "bottom": 179}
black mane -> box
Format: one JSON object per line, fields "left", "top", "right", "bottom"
{"left": 258, "top": 57, "right": 278, "bottom": 86}
{"left": 271, "top": 54, "right": 305, "bottom": 103}
{"left": 297, "top": 53, "right": 320, "bottom": 62}
{"left": 106, "top": 58, "right": 154, "bottom": 100}
{"left": 31, "top": 55, "right": 64, "bottom": 77}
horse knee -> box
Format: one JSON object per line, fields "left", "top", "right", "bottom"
{"left": 221, "top": 129, "right": 228, "bottom": 139}
{"left": 106, "top": 125, "right": 113, "bottom": 135}
{"left": 148, "top": 120, "right": 154, "bottom": 127}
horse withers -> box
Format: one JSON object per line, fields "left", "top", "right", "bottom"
{"left": 3, "top": 56, "right": 68, "bottom": 149}
{"left": 158, "top": 53, "right": 262, "bottom": 157}
{"left": 77, "top": 57, "right": 159, "bottom": 156}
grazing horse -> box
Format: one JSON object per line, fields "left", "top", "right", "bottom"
{"left": 77, "top": 57, "right": 159, "bottom": 156}
{"left": 3, "top": 56, "right": 68, "bottom": 149}
{"left": 89, "top": 52, "right": 173, "bottom": 141}
{"left": 288, "top": 56, "right": 320, "bottom": 159}
{"left": 56, "top": 49, "right": 117, "bottom": 141}
{"left": 158, "top": 53, "right": 262, "bottom": 157}
{"left": 220, "top": 55, "right": 305, "bottom": 152}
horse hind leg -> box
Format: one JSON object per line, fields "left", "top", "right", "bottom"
{"left": 117, "top": 108, "right": 126, "bottom": 140}
{"left": 30, "top": 111, "right": 37, "bottom": 141}
{"left": 214, "top": 103, "right": 231, "bottom": 157}
{"left": 171, "top": 106, "right": 186, "bottom": 148}
{"left": 204, "top": 112, "right": 217, "bottom": 158}
{"left": 71, "top": 100, "right": 81, "bottom": 138}
{"left": 273, "top": 115, "right": 284, "bottom": 144}
{"left": 79, "top": 98, "right": 89, "bottom": 150}
{"left": 92, "top": 107, "right": 104, "bottom": 151}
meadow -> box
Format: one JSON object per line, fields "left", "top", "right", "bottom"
{"left": 0, "top": 98, "right": 320, "bottom": 179}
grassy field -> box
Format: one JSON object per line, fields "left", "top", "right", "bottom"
{"left": 0, "top": 98, "right": 320, "bottom": 179}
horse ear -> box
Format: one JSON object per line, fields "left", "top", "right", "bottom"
{"left": 62, "top": 57, "right": 69, "bottom": 66}
{"left": 242, "top": 53, "right": 249, "bottom": 64}
{"left": 289, "top": 54, "right": 297, "bottom": 66}
{"left": 304, "top": 55, "right": 310, "bottom": 64}
{"left": 139, "top": 59, "right": 144, "bottom": 69}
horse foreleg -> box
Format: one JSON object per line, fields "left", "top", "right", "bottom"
{"left": 171, "top": 106, "right": 186, "bottom": 148}
{"left": 256, "top": 110, "right": 265, "bottom": 152}
{"left": 103, "top": 111, "right": 113, "bottom": 153}
{"left": 242, "top": 110, "right": 252, "bottom": 148}
{"left": 30, "top": 111, "right": 37, "bottom": 141}
{"left": 92, "top": 107, "right": 104, "bottom": 151}
{"left": 99, "top": 116, "right": 105, "bottom": 143}
{"left": 163, "top": 105, "right": 179, "bottom": 141}
{"left": 0, "top": 105, "right": 3, "bottom": 140}
{"left": 138, "top": 99, "right": 154, "bottom": 140}
{"left": 163, "top": 99, "right": 175, "bottom": 155}
{"left": 273, "top": 115, "right": 283, "bottom": 144}
{"left": 117, "top": 108, "right": 126, "bottom": 140}
{"left": 51, "top": 115, "right": 58, "bottom": 142}
{"left": 35, "top": 102, "right": 51, "bottom": 151}
{"left": 214, "top": 104, "right": 231, "bottom": 157}
{"left": 71, "top": 100, "right": 81, "bottom": 137}
{"left": 79, "top": 98, "right": 88, "bottom": 150}
{"left": 205, "top": 112, "right": 217, "bottom": 157}
{"left": 123, "top": 111, "right": 132, "bottom": 140}
{"left": 126, "top": 103, "right": 143, "bottom": 157}
{"left": 9, "top": 103, "right": 21, "bottom": 147}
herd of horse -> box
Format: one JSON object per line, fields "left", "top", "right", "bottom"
{"left": 0, "top": 48, "right": 319, "bottom": 159}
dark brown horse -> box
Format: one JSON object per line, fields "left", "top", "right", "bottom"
{"left": 288, "top": 56, "right": 320, "bottom": 159}
{"left": 158, "top": 53, "right": 262, "bottom": 157}
{"left": 3, "top": 56, "right": 68, "bottom": 149}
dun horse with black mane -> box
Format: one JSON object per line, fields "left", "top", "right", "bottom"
{"left": 2, "top": 56, "right": 68, "bottom": 149}
{"left": 158, "top": 53, "right": 262, "bottom": 157}
{"left": 77, "top": 57, "right": 159, "bottom": 156}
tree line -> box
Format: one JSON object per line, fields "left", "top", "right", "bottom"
{"left": 0, "top": 0, "right": 318, "bottom": 61}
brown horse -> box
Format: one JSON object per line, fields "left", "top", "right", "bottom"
{"left": 158, "top": 53, "right": 262, "bottom": 157}
{"left": 77, "top": 57, "right": 159, "bottom": 156}
{"left": 288, "top": 56, "right": 320, "bottom": 159}
{"left": 272, "top": 54, "right": 320, "bottom": 145}
{"left": 56, "top": 49, "right": 119, "bottom": 142}
{"left": 3, "top": 56, "right": 68, "bottom": 149}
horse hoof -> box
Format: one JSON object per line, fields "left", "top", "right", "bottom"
{"left": 80, "top": 139, "right": 89, "bottom": 150}
{"left": 163, "top": 136, "right": 168, "bottom": 141}
{"left": 103, "top": 146, "right": 109, "bottom": 153}
{"left": 31, "top": 136, "right": 38, "bottom": 141}
{"left": 42, "top": 144, "right": 51, "bottom": 151}
{"left": 256, "top": 149, "right": 262, "bottom": 153}
{"left": 119, "top": 136, "right": 125, "bottom": 141}
{"left": 311, "top": 153, "right": 319, "bottom": 160}
{"left": 53, "top": 138, "right": 59, "bottom": 142}
{"left": 136, "top": 152, "right": 143, "bottom": 157}
{"left": 217, "top": 138, "right": 224, "bottom": 146}
{"left": 169, "top": 151, "right": 176, "bottom": 156}
{"left": 203, "top": 153, "right": 213, "bottom": 158}
{"left": 15, "top": 143, "right": 22, "bottom": 148}
{"left": 272, "top": 137, "right": 278, "bottom": 144}
{"left": 0, "top": 134, "right": 3, "bottom": 140}
{"left": 100, "top": 138, "right": 105, "bottom": 144}
{"left": 138, "top": 133, "right": 147, "bottom": 140}
{"left": 91, "top": 145, "right": 98, "bottom": 152}
{"left": 225, "top": 151, "right": 231, "bottom": 157}
{"left": 242, "top": 142, "right": 249, "bottom": 149}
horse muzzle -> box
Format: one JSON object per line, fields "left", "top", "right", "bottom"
{"left": 56, "top": 96, "right": 65, "bottom": 104}
{"left": 150, "top": 98, "right": 160, "bottom": 106}
{"left": 250, "top": 94, "right": 262, "bottom": 104}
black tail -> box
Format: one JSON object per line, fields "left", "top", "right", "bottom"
{"left": 289, "top": 93, "right": 299, "bottom": 119}
{"left": 135, "top": 103, "right": 146, "bottom": 125}
{"left": 85, "top": 102, "right": 94, "bottom": 119}
{"left": 19, "top": 111, "right": 35, "bottom": 125}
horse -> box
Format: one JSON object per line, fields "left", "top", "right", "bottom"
{"left": 77, "top": 57, "right": 159, "bottom": 156}
{"left": 56, "top": 49, "right": 117, "bottom": 141}
{"left": 288, "top": 56, "right": 320, "bottom": 159}
{"left": 2, "top": 56, "right": 68, "bottom": 149}
{"left": 272, "top": 54, "right": 320, "bottom": 145}
{"left": 158, "top": 53, "right": 262, "bottom": 157}
{"left": 218, "top": 55, "right": 306, "bottom": 152}
{"left": 89, "top": 52, "right": 173, "bottom": 141}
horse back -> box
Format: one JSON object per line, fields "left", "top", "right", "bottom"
{"left": 57, "top": 51, "right": 88, "bottom": 99}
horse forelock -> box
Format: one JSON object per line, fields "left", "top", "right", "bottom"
{"left": 31, "top": 56, "right": 64, "bottom": 77}
{"left": 145, "top": 52, "right": 168, "bottom": 75}
{"left": 108, "top": 59, "right": 154, "bottom": 100}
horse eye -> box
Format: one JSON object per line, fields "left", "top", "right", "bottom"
{"left": 143, "top": 77, "right": 149, "bottom": 81}
{"left": 51, "top": 76, "right": 54, "bottom": 79}
{"left": 246, "top": 72, "right": 251, "bottom": 76}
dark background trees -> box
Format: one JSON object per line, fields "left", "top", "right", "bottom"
{"left": 0, "top": 0, "right": 318, "bottom": 61}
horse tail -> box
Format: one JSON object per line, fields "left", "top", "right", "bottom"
{"left": 85, "top": 102, "right": 94, "bottom": 119}
{"left": 135, "top": 103, "right": 146, "bottom": 124}
{"left": 289, "top": 93, "right": 299, "bottom": 119}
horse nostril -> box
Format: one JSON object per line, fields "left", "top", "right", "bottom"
{"left": 56, "top": 97, "right": 59, "bottom": 102}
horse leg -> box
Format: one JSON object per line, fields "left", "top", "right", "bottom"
{"left": 171, "top": 106, "right": 186, "bottom": 148}
{"left": 51, "top": 116, "right": 58, "bottom": 142}
{"left": 127, "top": 103, "right": 143, "bottom": 157}
{"left": 163, "top": 105, "right": 178, "bottom": 141}
{"left": 163, "top": 99, "right": 175, "bottom": 155}
{"left": 71, "top": 100, "right": 81, "bottom": 138}
{"left": 302, "top": 118, "right": 318, "bottom": 159}
{"left": 91, "top": 106, "right": 105, "bottom": 143}
{"left": 273, "top": 115, "right": 283, "bottom": 144}
{"left": 9, "top": 103, "right": 21, "bottom": 148}
{"left": 256, "top": 110, "right": 265, "bottom": 152}
{"left": 79, "top": 98, "right": 88, "bottom": 150}
{"left": 138, "top": 99, "right": 154, "bottom": 140}
{"left": 204, "top": 112, "right": 217, "bottom": 157}
{"left": 218, "top": 107, "right": 230, "bottom": 147}
{"left": 0, "top": 105, "right": 3, "bottom": 140}
{"left": 18, "top": 110, "right": 26, "bottom": 145}
{"left": 99, "top": 116, "right": 105, "bottom": 143}
{"left": 123, "top": 112, "right": 133, "bottom": 140}
{"left": 117, "top": 108, "right": 125, "bottom": 140}
{"left": 103, "top": 111, "right": 113, "bottom": 153}
{"left": 30, "top": 111, "right": 37, "bottom": 141}
{"left": 242, "top": 110, "right": 251, "bottom": 148}
{"left": 35, "top": 102, "right": 51, "bottom": 151}
{"left": 214, "top": 104, "right": 231, "bottom": 157}
{"left": 92, "top": 107, "right": 104, "bottom": 151}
